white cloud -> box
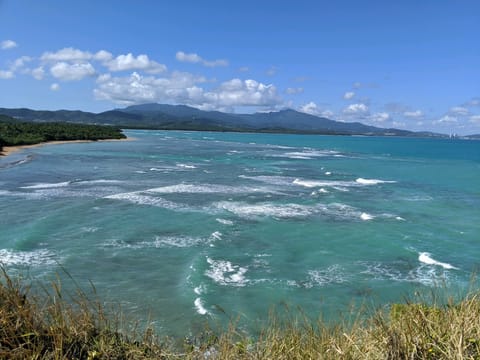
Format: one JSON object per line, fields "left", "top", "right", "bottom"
{"left": 0, "top": 70, "right": 14, "bottom": 79}
{"left": 95, "top": 71, "right": 204, "bottom": 105}
{"left": 299, "top": 101, "right": 320, "bottom": 115}
{"left": 94, "top": 50, "right": 113, "bottom": 62}
{"left": 1, "top": 40, "right": 17, "bottom": 50}
{"left": 204, "top": 78, "right": 280, "bottom": 108}
{"left": 238, "top": 66, "right": 249, "bottom": 72}
{"left": 41, "top": 47, "right": 94, "bottom": 62}
{"left": 343, "top": 91, "right": 355, "bottom": 100}
{"left": 41, "top": 47, "right": 113, "bottom": 64}
{"left": 343, "top": 103, "right": 369, "bottom": 115}
{"left": 94, "top": 72, "right": 281, "bottom": 110}
{"left": 50, "top": 83, "right": 60, "bottom": 91}
{"left": 449, "top": 106, "right": 469, "bottom": 116}
{"left": 105, "top": 53, "right": 167, "bottom": 74}
{"left": 50, "top": 62, "right": 96, "bottom": 81}
{"left": 31, "top": 66, "right": 45, "bottom": 80}
{"left": 435, "top": 115, "right": 458, "bottom": 124}
{"left": 403, "top": 110, "right": 424, "bottom": 119}
{"left": 96, "top": 73, "right": 112, "bottom": 83}
{"left": 285, "top": 87, "right": 303, "bottom": 95}
{"left": 176, "top": 51, "right": 202, "bottom": 63}
{"left": 0, "top": 56, "right": 32, "bottom": 79}
{"left": 176, "top": 51, "right": 228, "bottom": 67}
{"left": 11, "top": 56, "right": 32, "bottom": 71}
{"left": 321, "top": 110, "right": 334, "bottom": 118}
{"left": 370, "top": 112, "right": 390, "bottom": 123}
{"left": 469, "top": 115, "right": 480, "bottom": 124}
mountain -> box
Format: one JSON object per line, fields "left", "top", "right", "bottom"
{"left": 0, "top": 103, "right": 447, "bottom": 137}
{"left": 118, "top": 104, "right": 421, "bottom": 136}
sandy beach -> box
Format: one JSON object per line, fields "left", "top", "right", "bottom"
{"left": 0, "top": 138, "right": 133, "bottom": 157}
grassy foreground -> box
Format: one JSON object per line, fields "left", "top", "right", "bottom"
{"left": 1, "top": 269, "right": 480, "bottom": 359}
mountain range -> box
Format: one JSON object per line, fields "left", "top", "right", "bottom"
{"left": 0, "top": 103, "right": 455, "bottom": 138}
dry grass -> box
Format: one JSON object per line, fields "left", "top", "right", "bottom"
{"left": 0, "top": 268, "right": 169, "bottom": 359}
{"left": 1, "top": 267, "right": 480, "bottom": 359}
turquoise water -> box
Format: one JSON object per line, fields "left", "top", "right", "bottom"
{"left": 1, "top": 130, "right": 479, "bottom": 335}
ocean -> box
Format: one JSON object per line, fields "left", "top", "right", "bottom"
{"left": 1, "top": 130, "right": 479, "bottom": 336}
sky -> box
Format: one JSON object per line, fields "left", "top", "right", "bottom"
{"left": 1, "top": 1, "right": 479, "bottom": 135}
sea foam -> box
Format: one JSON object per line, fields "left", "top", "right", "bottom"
{"left": 104, "top": 192, "right": 180, "bottom": 210}
{"left": 194, "top": 297, "right": 209, "bottom": 315}
{"left": 21, "top": 181, "right": 70, "bottom": 189}
{"left": 0, "top": 248, "right": 57, "bottom": 266}
{"left": 306, "top": 265, "right": 349, "bottom": 287}
{"left": 214, "top": 201, "right": 312, "bottom": 219}
{"left": 355, "top": 178, "right": 396, "bottom": 185}
{"left": 205, "top": 258, "right": 248, "bottom": 287}
{"left": 418, "top": 252, "right": 458, "bottom": 270}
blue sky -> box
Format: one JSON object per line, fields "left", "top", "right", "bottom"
{"left": 1, "top": 1, "right": 479, "bottom": 134}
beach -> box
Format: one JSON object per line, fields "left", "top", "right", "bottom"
{"left": 0, "top": 137, "right": 133, "bottom": 157}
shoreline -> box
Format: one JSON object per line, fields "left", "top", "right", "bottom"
{"left": 0, "top": 137, "right": 133, "bottom": 157}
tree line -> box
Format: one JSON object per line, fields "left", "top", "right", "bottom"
{"left": 0, "top": 118, "right": 126, "bottom": 153}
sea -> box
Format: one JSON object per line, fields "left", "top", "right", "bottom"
{"left": 1, "top": 129, "right": 479, "bottom": 336}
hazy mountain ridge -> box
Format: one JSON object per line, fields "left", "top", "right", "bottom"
{"left": 0, "top": 104, "right": 452, "bottom": 137}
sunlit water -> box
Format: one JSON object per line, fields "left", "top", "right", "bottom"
{"left": 1, "top": 130, "right": 479, "bottom": 336}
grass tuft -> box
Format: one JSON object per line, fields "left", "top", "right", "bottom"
{"left": 1, "top": 267, "right": 480, "bottom": 359}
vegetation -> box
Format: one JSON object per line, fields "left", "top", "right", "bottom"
{"left": 0, "top": 118, "right": 126, "bottom": 153}
{"left": 0, "top": 104, "right": 450, "bottom": 138}
{"left": 1, "top": 268, "right": 480, "bottom": 359}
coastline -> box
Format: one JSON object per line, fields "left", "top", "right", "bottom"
{"left": 0, "top": 137, "right": 133, "bottom": 157}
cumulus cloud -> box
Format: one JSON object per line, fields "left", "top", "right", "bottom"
{"left": 104, "top": 53, "right": 166, "bottom": 74}
{"left": 0, "top": 56, "right": 32, "bottom": 79}
{"left": 50, "top": 83, "right": 60, "bottom": 91}
{"left": 370, "top": 112, "right": 390, "bottom": 123}
{"left": 41, "top": 47, "right": 94, "bottom": 62}
{"left": 0, "top": 70, "right": 14, "bottom": 79}
{"left": 176, "top": 51, "right": 228, "bottom": 67}
{"left": 10, "top": 56, "right": 32, "bottom": 71}
{"left": 94, "top": 50, "right": 113, "bottom": 62}
{"left": 285, "top": 87, "right": 303, "bottom": 95}
{"left": 321, "top": 110, "right": 334, "bottom": 118}
{"left": 50, "top": 62, "right": 96, "bottom": 81}
{"left": 176, "top": 51, "right": 202, "bottom": 63}
{"left": 94, "top": 72, "right": 281, "bottom": 110}
{"left": 343, "top": 103, "right": 369, "bottom": 115}
{"left": 203, "top": 78, "right": 280, "bottom": 108}
{"left": 1, "top": 40, "right": 17, "bottom": 50}
{"left": 435, "top": 115, "right": 458, "bottom": 124}
{"left": 403, "top": 110, "right": 424, "bottom": 119}
{"left": 299, "top": 101, "right": 320, "bottom": 115}
{"left": 343, "top": 91, "right": 355, "bottom": 100}
{"left": 31, "top": 66, "right": 45, "bottom": 80}
{"left": 40, "top": 48, "right": 171, "bottom": 76}
{"left": 298, "top": 102, "right": 333, "bottom": 118}
{"left": 449, "top": 106, "right": 469, "bottom": 116}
